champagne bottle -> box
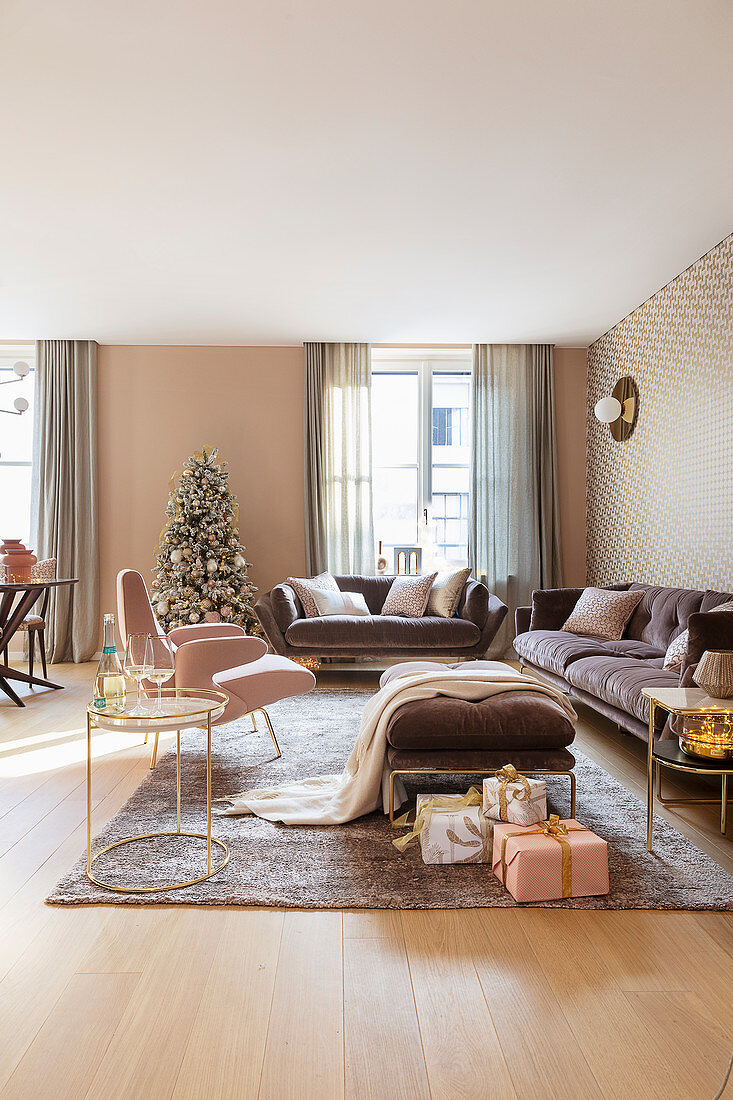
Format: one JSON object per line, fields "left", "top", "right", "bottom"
{"left": 93, "top": 613, "right": 126, "bottom": 712}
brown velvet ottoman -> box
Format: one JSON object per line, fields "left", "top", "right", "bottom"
{"left": 380, "top": 661, "right": 576, "bottom": 821}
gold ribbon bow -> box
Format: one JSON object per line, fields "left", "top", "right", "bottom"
{"left": 392, "top": 786, "right": 484, "bottom": 853}
{"left": 500, "top": 814, "right": 587, "bottom": 899}
{"left": 493, "top": 763, "right": 532, "bottom": 822}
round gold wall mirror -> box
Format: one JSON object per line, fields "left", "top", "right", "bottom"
{"left": 609, "top": 376, "right": 638, "bottom": 441}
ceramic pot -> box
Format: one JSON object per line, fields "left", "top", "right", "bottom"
{"left": 0, "top": 539, "right": 37, "bottom": 583}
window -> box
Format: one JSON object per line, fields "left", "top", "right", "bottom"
{"left": 0, "top": 344, "right": 35, "bottom": 544}
{"left": 371, "top": 350, "right": 471, "bottom": 569}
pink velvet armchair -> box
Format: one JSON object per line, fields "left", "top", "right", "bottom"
{"left": 117, "top": 570, "right": 316, "bottom": 767}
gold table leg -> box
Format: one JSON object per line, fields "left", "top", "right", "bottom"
{"left": 722, "top": 774, "right": 728, "bottom": 835}
{"left": 647, "top": 701, "right": 655, "bottom": 851}
{"left": 207, "top": 713, "right": 212, "bottom": 875}
{"left": 86, "top": 711, "right": 92, "bottom": 876}
{"left": 176, "top": 730, "right": 181, "bottom": 834}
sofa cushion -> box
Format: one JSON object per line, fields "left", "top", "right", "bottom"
{"left": 286, "top": 572, "right": 340, "bottom": 618}
{"left": 565, "top": 656, "right": 679, "bottom": 726}
{"left": 284, "top": 615, "right": 481, "bottom": 650}
{"left": 600, "top": 639, "right": 665, "bottom": 660}
{"left": 386, "top": 693, "right": 575, "bottom": 751}
{"left": 623, "top": 583, "right": 705, "bottom": 650}
{"left": 334, "top": 574, "right": 394, "bottom": 614}
{"left": 514, "top": 629, "right": 611, "bottom": 674}
{"left": 381, "top": 573, "right": 438, "bottom": 617}
{"left": 561, "top": 587, "right": 644, "bottom": 640}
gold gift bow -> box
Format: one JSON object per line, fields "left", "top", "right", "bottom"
{"left": 392, "top": 786, "right": 484, "bottom": 853}
{"left": 500, "top": 814, "right": 588, "bottom": 899}
{"left": 493, "top": 763, "right": 532, "bottom": 821}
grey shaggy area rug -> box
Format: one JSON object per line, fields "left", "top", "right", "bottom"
{"left": 48, "top": 689, "right": 733, "bottom": 909}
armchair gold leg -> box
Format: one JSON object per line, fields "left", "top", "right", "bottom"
{"left": 252, "top": 708, "right": 281, "bottom": 759}
{"left": 149, "top": 731, "right": 160, "bottom": 769}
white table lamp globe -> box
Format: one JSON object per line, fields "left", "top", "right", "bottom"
{"left": 13, "top": 396, "right": 29, "bottom": 413}
{"left": 13, "top": 361, "right": 30, "bottom": 378}
{"left": 594, "top": 395, "right": 622, "bottom": 424}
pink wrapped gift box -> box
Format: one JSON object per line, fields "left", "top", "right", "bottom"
{"left": 492, "top": 816, "right": 609, "bottom": 902}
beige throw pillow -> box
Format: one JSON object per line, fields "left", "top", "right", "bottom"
{"left": 426, "top": 567, "right": 471, "bottom": 618}
{"left": 561, "top": 587, "right": 644, "bottom": 641}
{"left": 311, "top": 589, "right": 370, "bottom": 617}
{"left": 381, "top": 573, "right": 438, "bottom": 617}
{"left": 286, "top": 572, "right": 340, "bottom": 618}
{"left": 663, "top": 599, "right": 733, "bottom": 670}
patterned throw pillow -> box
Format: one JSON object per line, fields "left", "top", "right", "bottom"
{"left": 426, "top": 567, "right": 471, "bottom": 618}
{"left": 663, "top": 599, "right": 733, "bottom": 670}
{"left": 286, "top": 572, "right": 340, "bottom": 619}
{"left": 311, "top": 589, "right": 371, "bottom": 617}
{"left": 381, "top": 573, "right": 438, "bottom": 617}
{"left": 561, "top": 587, "right": 644, "bottom": 641}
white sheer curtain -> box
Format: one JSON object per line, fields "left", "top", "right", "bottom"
{"left": 304, "top": 343, "right": 375, "bottom": 575}
{"left": 469, "top": 343, "right": 563, "bottom": 655}
{"left": 30, "top": 339, "right": 99, "bottom": 661}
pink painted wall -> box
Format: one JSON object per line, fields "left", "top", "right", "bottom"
{"left": 97, "top": 345, "right": 306, "bottom": 621}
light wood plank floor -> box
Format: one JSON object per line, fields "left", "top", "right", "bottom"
{"left": 0, "top": 663, "right": 731, "bottom": 1100}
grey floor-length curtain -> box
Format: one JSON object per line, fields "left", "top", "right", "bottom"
{"left": 30, "top": 340, "right": 99, "bottom": 662}
{"left": 304, "top": 342, "right": 375, "bottom": 575}
{"left": 469, "top": 344, "right": 563, "bottom": 656}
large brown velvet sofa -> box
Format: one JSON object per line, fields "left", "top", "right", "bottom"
{"left": 255, "top": 574, "right": 508, "bottom": 660}
{"left": 514, "top": 583, "right": 733, "bottom": 741}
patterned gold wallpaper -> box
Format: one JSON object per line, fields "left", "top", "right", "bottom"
{"left": 586, "top": 234, "right": 733, "bottom": 590}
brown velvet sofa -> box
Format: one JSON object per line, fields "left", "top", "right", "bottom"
{"left": 514, "top": 583, "right": 733, "bottom": 741}
{"left": 255, "top": 574, "right": 507, "bottom": 660}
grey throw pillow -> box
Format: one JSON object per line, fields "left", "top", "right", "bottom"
{"left": 286, "top": 572, "right": 340, "bottom": 618}
{"left": 561, "top": 587, "right": 644, "bottom": 641}
{"left": 381, "top": 573, "right": 438, "bottom": 617}
{"left": 426, "top": 567, "right": 471, "bottom": 617}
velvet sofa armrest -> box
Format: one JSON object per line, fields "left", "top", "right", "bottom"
{"left": 457, "top": 578, "right": 490, "bottom": 629}
{"left": 515, "top": 606, "right": 532, "bottom": 635}
{"left": 254, "top": 593, "right": 289, "bottom": 656}
{"left": 270, "top": 583, "right": 303, "bottom": 632}
{"left": 681, "top": 610, "right": 733, "bottom": 680}
{"left": 528, "top": 588, "right": 585, "bottom": 631}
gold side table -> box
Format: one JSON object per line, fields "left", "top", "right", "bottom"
{"left": 642, "top": 687, "right": 733, "bottom": 853}
{"left": 86, "top": 687, "right": 230, "bottom": 892}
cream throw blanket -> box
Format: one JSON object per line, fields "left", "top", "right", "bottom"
{"left": 217, "top": 664, "right": 577, "bottom": 824}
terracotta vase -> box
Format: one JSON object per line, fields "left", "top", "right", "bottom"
{"left": 0, "top": 539, "right": 37, "bottom": 583}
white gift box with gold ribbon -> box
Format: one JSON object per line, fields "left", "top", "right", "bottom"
{"left": 392, "top": 787, "right": 494, "bottom": 864}
{"left": 482, "top": 764, "right": 547, "bottom": 826}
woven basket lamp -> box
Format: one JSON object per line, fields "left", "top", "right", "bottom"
{"left": 693, "top": 650, "right": 733, "bottom": 699}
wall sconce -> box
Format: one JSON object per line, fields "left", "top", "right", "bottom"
{"left": 594, "top": 375, "right": 638, "bottom": 441}
{"left": 0, "top": 361, "right": 30, "bottom": 416}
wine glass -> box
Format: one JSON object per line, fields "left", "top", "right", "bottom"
{"left": 123, "top": 633, "right": 153, "bottom": 716}
{"left": 147, "top": 635, "right": 175, "bottom": 716}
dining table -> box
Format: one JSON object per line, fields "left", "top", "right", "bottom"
{"left": 0, "top": 578, "right": 79, "bottom": 706}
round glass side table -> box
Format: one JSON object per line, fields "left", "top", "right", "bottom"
{"left": 86, "top": 687, "right": 230, "bottom": 893}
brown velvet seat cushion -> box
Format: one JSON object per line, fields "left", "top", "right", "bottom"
{"left": 386, "top": 692, "right": 575, "bottom": 752}
{"left": 564, "top": 655, "right": 678, "bottom": 727}
{"left": 285, "top": 615, "right": 481, "bottom": 650}
{"left": 513, "top": 629, "right": 611, "bottom": 674}
{"left": 387, "top": 746, "right": 576, "bottom": 772}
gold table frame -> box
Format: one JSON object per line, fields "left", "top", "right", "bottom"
{"left": 86, "top": 688, "right": 231, "bottom": 893}
{"left": 643, "top": 688, "right": 733, "bottom": 853}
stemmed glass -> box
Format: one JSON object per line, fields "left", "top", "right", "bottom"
{"left": 123, "top": 633, "right": 154, "bottom": 716}
{"left": 147, "top": 636, "right": 175, "bottom": 716}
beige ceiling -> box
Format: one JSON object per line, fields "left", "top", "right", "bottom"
{"left": 1, "top": 0, "right": 731, "bottom": 346}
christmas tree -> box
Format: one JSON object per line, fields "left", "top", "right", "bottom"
{"left": 152, "top": 447, "right": 259, "bottom": 633}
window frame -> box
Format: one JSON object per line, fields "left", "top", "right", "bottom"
{"left": 370, "top": 347, "right": 472, "bottom": 565}
{"left": 0, "top": 342, "right": 36, "bottom": 544}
